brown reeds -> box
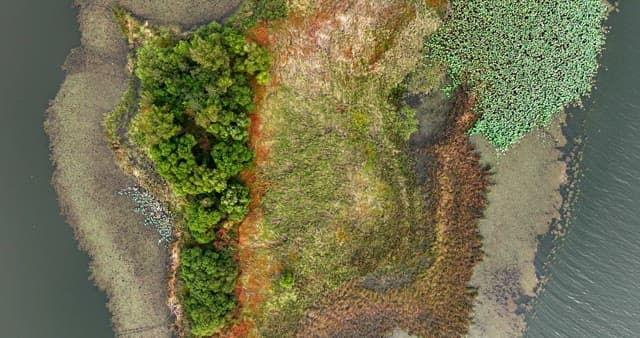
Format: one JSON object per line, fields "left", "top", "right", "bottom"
{"left": 296, "top": 89, "right": 489, "bottom": 337}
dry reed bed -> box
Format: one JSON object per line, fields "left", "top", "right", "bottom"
{"left": 296, "top": 91, "right": 488, "bottom": 338}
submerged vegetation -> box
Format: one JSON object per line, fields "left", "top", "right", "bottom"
{"left": 426, "top": 0, "right": 608, "bottom": 149}
{"left": 118, "top": 186, "right": 174, "bottom": 246}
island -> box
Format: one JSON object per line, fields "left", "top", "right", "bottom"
{"left": 46, "top": 0, "right": 609, "bottom": 337}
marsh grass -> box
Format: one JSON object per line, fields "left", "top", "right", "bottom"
{"left": 237, "top": 1, "right": 444, "bottom": 335}
{"left": 51, "top": 2, "right": 249, "bottom": 336}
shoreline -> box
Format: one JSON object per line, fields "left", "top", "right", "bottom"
{"left": 467, "top": 112, "right": 568, "bottom": 337}
{"left": 46, "top": 3, "right": 173, "bottom": 334}
{"left": 467, "top": 3, "right": 612, "bottom": 334}
{"left": 519, "top": 106, "right": 591, "bottom": 336}
{"left": 46, "top": 1, "right": 242, "bottom": 337}
{"left": 45, "top": 1, "right": 608, "bottom": 337}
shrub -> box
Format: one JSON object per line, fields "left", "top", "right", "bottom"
{"left": 277, "top": 271, "right": 295, "bottom": 289}
{"left": 219, "top": 183, "right": 250, "bottom": 222}
{"left": 251, "top": 0, "right": 288, "bottom": 21}
{"left": 130, "top": 104, "right": 181, "bottom": 147}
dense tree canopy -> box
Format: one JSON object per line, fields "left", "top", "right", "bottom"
{"left": 149, "top": 134, "right": 229, "bottom": 195}
{"left": 128, "top": 21, "right": 269, "bottom": 336}
{"left": 426, "top": 0, "right": 607, "bottom": 149}
{"left": 180, "top": 246, "right": 238, "bottom": 336}
{"left": 185, "top": 202, "right": 222, "bottom": 244}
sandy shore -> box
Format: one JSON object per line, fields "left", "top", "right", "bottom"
{"left": 46, "top": 1, "right": 241, "bottom": 337}
{"left": 467, "top": 113, "right": 567, "bottom": 338}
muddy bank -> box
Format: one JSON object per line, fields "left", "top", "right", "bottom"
{"left": 467, "top": 113, "right": 567, "bottom": 338}
{"left": 46, "top": 1, "right": 241, "bottom": 337}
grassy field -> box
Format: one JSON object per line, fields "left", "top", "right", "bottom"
{"left": 96, "top": 2, "right": 452, "bottom": 335}
{"left": 229, "top": 1, "right": 456, "bottom": 336}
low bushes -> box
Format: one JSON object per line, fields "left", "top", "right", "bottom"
{"left": 426, "top": 0, "right": 607, "bottom": 149}
{"left": 229, "top": 0, "right": 289, "bottom": 29}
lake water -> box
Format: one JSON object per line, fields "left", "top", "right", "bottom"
{"left": 0, "top": 1, "right": 114, "bottom": 337}
{"left": 526, "top": 2, "right": 640, "bottom": 337}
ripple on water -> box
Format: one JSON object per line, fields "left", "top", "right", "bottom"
{"left": 526, "top": 2, "right": 640, "bottom": 336}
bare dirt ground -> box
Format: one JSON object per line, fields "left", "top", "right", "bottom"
{"left": 46, "top": 1, "right": 240, "bottom": 337}
{"left": 468, "top": 113, "right": 567, "bottom": 338}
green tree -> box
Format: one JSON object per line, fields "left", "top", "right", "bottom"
{"left": 211, "top": 142, "right": 253, "bottom": 177}
{"left": 180, "top": 246, "right": 238, "bottom": 336}
{"left": 126, "top": 18, "right": 272, "bottom": 335}
{"left": 130, "top": 104, "right": 181, "bottom": 146}
{"left": 219, "top": 183, "right": 250, "bottom": 222}
{"left": 185, "top": 202, "right": 223, "bottom": 243}
{"left": 150, "top": 135, "right": 228, "bottom": 195}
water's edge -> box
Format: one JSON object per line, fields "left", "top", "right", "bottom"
{"left": 526, "top": 3, "right": 640, "bottom": 336}
{"left": 0, "top": 1, "right": 114, "bottom": 337}
{"left": 45, "top": 1, "right": 243, "bottom": 336}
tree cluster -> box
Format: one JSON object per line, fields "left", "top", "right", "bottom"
{"left": 129, "top": 21, "right": 269, "bottom": 336}
{"left": 180, "top": 246, "right": 238, "bottom": 336}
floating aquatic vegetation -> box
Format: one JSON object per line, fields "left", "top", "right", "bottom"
{"left": 118, "top": 186, "right": 174, "bottom": 246}
{"left": 426, "top": 0, "right": 608, "bottom": 149}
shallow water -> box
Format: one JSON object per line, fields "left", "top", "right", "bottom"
{"left": 0, "top": 1, "right": 113, "bottom": 337}
{"left": 526, "top": 2, "right": 640, "bottom": 337}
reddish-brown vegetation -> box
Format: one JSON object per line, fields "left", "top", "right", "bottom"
{"left": 426, "top": 0, "right": 448, "bottom": 14}
{"left": 217, "top": 1, "right": 490, "bottom": 337}
{"left": 217, "top": 25, "right": 280, "bottom": 338}
{"left": 296, "top": 90, "right": 488, "bottom": 338}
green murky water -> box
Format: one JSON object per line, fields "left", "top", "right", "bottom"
{"left": 0, "top": 1, "right": 113, "bottom": 337}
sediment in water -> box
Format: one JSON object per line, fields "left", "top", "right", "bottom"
{"left": 46, "top": 1, "right": 241, "bottom": 337}
{"left": 467, "top": 113, "right": 568, "bottom": 338}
